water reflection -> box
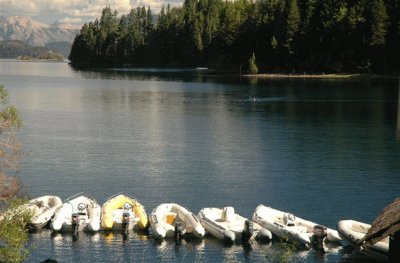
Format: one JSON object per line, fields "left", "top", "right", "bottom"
{"left": 397, "top": 80, "right": 400, "bottom": 140}
{"left": 338, "top": 248, "right": 381, "bottom": 263}
{"left": 101, "top": 230, "right": 147, "bottom": 244}
{"left": 70, "top": 66, "right": 214, "bottom": 83}
{"left": 29, "top": 230, "right": 346, "bottom": 263}
{"left": 138, "top": 236, "right": 204, "bottom": 262}
{"left": 4, "top": 61, "right": 399, "bottom": 262}
{"left": 0, "top": 60, "right": 75, "bottom": 78}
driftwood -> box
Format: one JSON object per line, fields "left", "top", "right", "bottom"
{"left": 361, "top": 198, "right": 400, "bottom": 247}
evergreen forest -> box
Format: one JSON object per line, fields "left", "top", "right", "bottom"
{"left": 69, "top": 0, "right": 400, "bottom": 74}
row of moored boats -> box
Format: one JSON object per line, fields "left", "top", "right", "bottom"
{"left": 3, "top": 193, "right": 389, "bottom": 262}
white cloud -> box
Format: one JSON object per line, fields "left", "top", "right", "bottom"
{"left": 58, "top": 17, "right": 82, "bottom": 24}
{"left": 0, "top": 0, "right": 183, "bottom": 26}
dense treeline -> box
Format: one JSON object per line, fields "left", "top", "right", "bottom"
{"left": 69, "top": 0, "right": 400, "bottom": 74}
{"left": 0, "top": 40, "right": 64, "bottom": 60}
{"left": 0, "top": 40, "right": 48, "bottom": 58}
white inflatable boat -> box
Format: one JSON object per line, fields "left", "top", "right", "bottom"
{"left": 51, "top": 193, "right": 101, "bottom": 232}
{"left": 17, "top": 195, "right": 63, "bottom": 229}
{"left": 253, "top": 204, "right": 342, "bottom": 248}
{"left": 198, "top": 207, "right": 272, "bottom": 243}
{"left": 337, "top": 220, "right": 388, "bottom": 262}
{"left": 149, "top": 203, "right": 205, "bottom": 239}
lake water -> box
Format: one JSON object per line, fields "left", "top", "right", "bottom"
{"left": 1, "top": 60, "right": 399, "bottom": 262}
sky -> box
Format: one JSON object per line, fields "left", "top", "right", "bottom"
{"left": 0, "top": 0, "right": 183, "bottom": 27}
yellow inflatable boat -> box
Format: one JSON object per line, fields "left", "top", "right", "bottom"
{"left": 101, "top": 193, "right": 148, "bottom": 231}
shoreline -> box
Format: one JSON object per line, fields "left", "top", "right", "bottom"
{"left": 241, "top": 73, "right": 398, "bottom": 79}
{"left": 2, "top": 59, "right": 397, "bottom": 80}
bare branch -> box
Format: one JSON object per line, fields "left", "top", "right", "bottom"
{"left": 0, "top": 173, "right": 21, "bottom": 200}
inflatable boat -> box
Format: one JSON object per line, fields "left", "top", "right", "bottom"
{"left": 51, "top": 193, "right": 101, "bottom": 232}
{"left": 198, "top": 207, "right": 272, "bottom": 243}
{"left": 337, "top": 220, "right": 388, "bottom": 262}
{"left": 253, "top": 204, "right": 342, "bottom": 248}
{"left": 149, "top": 203, "right": 205, "bottom": 239}
{"left": 101, "top": 193, "right": 148, "bottom": 231}
{"left": 18, "top": 195, "right": 63, "bottom": 229}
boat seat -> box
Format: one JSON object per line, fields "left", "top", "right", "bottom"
{"left": 166, "top": 212, "right": 177, "bottom": 225}
{"left": 112, "top": 209, "right": 134, "bottom": 218}
{"left": 221, "top": 207, "right": 235, "bottom": 222}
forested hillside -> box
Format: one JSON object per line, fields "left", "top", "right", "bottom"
{"left": 0, "top": 40, "right": 64, "bottom": 60}
{"left": 69, "top": 0, "right": 400, "bottom": 74}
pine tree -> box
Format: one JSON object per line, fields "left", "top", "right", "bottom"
{"left": 368, "top": 0, "right": 389, "bottom": 47}
{"left": 146, "top": 7, "right": 154, "bottom": 34}
{"left": 99, "top": 7, "right": 118, "bottom": 35}
{"left": 285, "top": 0, "right": 300, "bottom": 54}
{"left": 271, "top": 36, "right": 278, "bottom": 49}
{"left": 248, "top": 52, "right": 258, "bottom": 74}
{"left": 116, "top": 15, "right": 128, "bottom": 61}
{"left": 67, "top": 0, "right": 399, "bottom": 74}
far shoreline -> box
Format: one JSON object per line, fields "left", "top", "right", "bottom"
{"left": 69, "top": 62, "right": 399, "bottom": 80}
{"left": 241, "top": 73, "right": 399, "bottom": 80}
{"left": 3, "top": 59, "right": 397, "bottom": 80}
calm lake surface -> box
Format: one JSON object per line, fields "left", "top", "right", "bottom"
{"left": 1, "top": 60, "right": 399, "bottom": 262}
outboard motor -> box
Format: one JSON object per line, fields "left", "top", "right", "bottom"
{"left": 122, "top": 213, "right": 130, "bottom": 233}
{"left": 122, "top": 203, "right": 131, "bottom": 233}
{"left": 78, "top": 203, "right": 86, "bottom": 213}
{"left": 312, "top": 225, "right": 327, "bottom": 251}
{"left": 174, "top": 222, "right": 183, "bottom": 245}
{"left": 242, "top": 220, "right": 254, "bottom": 244}
{"left": 256, "top": 228, "right": 273, "bottom": 242}
{"left": 72, "top": 213, "right": 80, "bottom": 235}
{"left": 283, "top": 213, "right": 296, "bottom": 226}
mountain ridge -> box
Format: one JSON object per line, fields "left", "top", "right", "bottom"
{"left": 0, "top": 16, "right": 78, "bottom": 47}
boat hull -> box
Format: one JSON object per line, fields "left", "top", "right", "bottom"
{"left": 253, "top": 204, "right": 342, "bottom": 248}
{"left": 198, "top": 207, "right": 271, "bottom": 243}
{"left": 149, "top": 203, "right": 205, "bottom": 239}
{"left": 337, "top": 220, "right": 388, "bottom": 262}
{"left": 51, "top": 194, "right": 101, "bottom": 232}
{"left": 19, "top": 195, "right": 63, "bottom": 230}
{"left": 101, "top": 193, "right": 148, "bottom": 231}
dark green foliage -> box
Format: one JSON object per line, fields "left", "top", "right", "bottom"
{"left": 0, "top": 198, "right": 31, "bottom": 263}
{"left": 69, "top": 1, "right": 400, "bottom": 74}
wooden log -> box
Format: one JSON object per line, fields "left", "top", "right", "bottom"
{"left": 389, "top": 230, "right": 400, "bottom": 263}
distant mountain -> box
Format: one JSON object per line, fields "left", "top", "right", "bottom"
{"left": 0, "top": 16, "right": 78, "bottom": 56}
